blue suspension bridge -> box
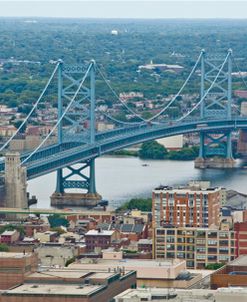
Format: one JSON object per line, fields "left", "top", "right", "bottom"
{"left": 1, "top": 49, "right": 247, "bottom": 208}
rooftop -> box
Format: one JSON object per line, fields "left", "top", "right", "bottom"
{"left": 1, "top": 230, "right": 18, "bottom": 236}
{"left": 28, "top": 270, "right": 90, "bottom": 279}
{"left": 85, "top": 229, "right": 115, "bottom": 236}
{"left": 228, "top": 255, "right": 247, "bottom": 266}
{"left": 153, "top": 181, "right": 222, "bottom": 194}
{"left": 0, "top": 252, "right": 32, "bottom": 259}
{"left": 28, "top": 268, "right": 121, "bottom": 281}
{"left": 73, "top": 258, "right": 183, "bottom": 268}
{"left": 114, "top": 287, "right": 247, "bottom": 301}
{"left": 4, "top": 283, "right": 103, "bottom": 296}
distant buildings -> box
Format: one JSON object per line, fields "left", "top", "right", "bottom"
{"left": 234, "top": 90, "right": 247, "bottom": 99}
{"left": 138, "top": 63, "right": 184, "bottom": 73}
{"left": 157, "top": 135, "right": 183, "bottom": 151}
{"left": 119, "top": 92, "right": 144, "bottom": 101}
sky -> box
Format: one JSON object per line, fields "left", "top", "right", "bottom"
{"left": 1, "top": 1, "right": 247, "bottom": 19}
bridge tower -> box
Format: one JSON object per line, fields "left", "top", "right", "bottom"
{"left": 50, "top": 60, "right": 101, "bottom": 207}
{"left": 4, "top": 152, "right": 27, "bottom": 208}
{"left": 195, "top": 49, "right": 235, "bottom": 168}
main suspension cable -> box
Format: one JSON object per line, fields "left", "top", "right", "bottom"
{"left": 21, "top": 62, "right": 93, "bottom": 165}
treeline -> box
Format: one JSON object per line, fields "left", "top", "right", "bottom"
{"left": 118, "top": 198, "right": 152, "bottom": 212}
{"left": 1, "top": 18, "right": 247, "bottom": 108}
{"left": 110, "top": 141, "right": 199, "bottom": 160}
{"left": 139, "top": 141, "right": 199, "bottom": 160}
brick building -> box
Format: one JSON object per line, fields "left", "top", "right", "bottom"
{"left": 138, "top": 239, "right": 152, "bottom": 253}
{"left": 24, "top": 222, "right": 49, "bottom": 237}
{"left": 0, "top": 230, "right": 20, "bottom": 244}
{"left": 234, "top": 221, "right": 247, "bottom": 256}
{"left": 0, "top": 252, "right": 38, "bottom": 290}
{"left": 0, "top": 268, "right": 136, "bottom": 302}
{"left": 154, "top": 227, "right": 236, "bottom": 269}
{"left": 152, "top": 182, "right": 222, "bottom": 228}
{"left": 211, "top": 255, "right": 247, "bottom": 289}
{"left": 85, "top": 229, "right": 120, "bottom": 252}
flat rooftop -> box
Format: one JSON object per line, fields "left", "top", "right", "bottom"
{"left": 0, "top": 252, "right": 32, "bottom": 259}
{"left": 28, "top": 268, "right": 118, "bottom": 280}
{"left": 72, "top": 258, "right": 184, "bottom": 268}
{"left": 4, "top": 283, "right": 103, "bottom": 296}
{"left": 85, "top": 230, "right": 115, "bottom": 236}
{"left": 114, "top": 288, "right": 215, "bottom": 301}
{"left": 28, "top": 270, "right": 90, "bottom": 279}
{"left": 228, "top": 255, "right": 247, "bottom": 266}
{"left": 114, "top": 288, "right": 247, "bottom": 301}
{"left": 153, "top": 186, "right": 221, "bottom": 194}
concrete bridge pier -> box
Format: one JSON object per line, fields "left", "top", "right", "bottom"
{"left": 4, "top": 152, "right": 28, "bottom": 208}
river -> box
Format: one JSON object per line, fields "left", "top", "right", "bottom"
{"left": 28, "top": 156, "right": 247, "bottom": 209}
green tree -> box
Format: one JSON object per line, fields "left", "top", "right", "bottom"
{"left": 139, "top": 141, "right": 168, "bottom": 159}
{"left": 48, "top": 214, "right": 69, "bottom": 228}
{"left": 118, "top": 198, "right": 152, "bottom": 212}
{"left": 205, "top": 263, "right": 225, "bottom": 270}
{"left": 0, "top": 243, "right": 9, "bottom": 252}
{"left": 13, "top": 120, "right": 27, "bottom": 133}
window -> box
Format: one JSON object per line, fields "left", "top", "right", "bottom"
{"left": 167, "top": 230, "right": 175, "bottom": 235}
{"left": 196, "top": 239, "right": 205, "bottom": 244}
{"left": 166, "top": 236, "right": 175, "bottom": 243}
{"left": 208, "top": 232, "right": 217, "bottom": 238}
{"left": 197, "top": 247, "right": 206, "bottom": 253}
{"left": 197, "top": 255, "right": 206, "bottom": 260}
{"left": 208, "top": 240, "right": 217, "bottom": 246}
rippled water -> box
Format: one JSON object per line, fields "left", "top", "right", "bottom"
{"left": 28, "top": 156, "right": 247, "bottom": 208}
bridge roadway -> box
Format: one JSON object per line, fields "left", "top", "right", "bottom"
{"left": 0, "top": 207, "right": 113, "bottom": 216}
{"left": 1, "top": 117, "right": 247, "bottom": 180}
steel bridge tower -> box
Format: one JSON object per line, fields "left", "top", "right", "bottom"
{"left": 51, "top": 60, "right": 102, "bottom": 207}
{"left": 195, "top": 49, "right": 235, "bottom": 168}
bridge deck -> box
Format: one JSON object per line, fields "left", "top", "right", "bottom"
{"left": 1, "top": 117, "right": 247, "bottom": 180}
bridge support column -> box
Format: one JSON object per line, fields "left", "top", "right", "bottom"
{"left": 89, "top": 158, "right": 96, "bottom": 194}
{"left": 51, "top": 158, "right": 102, "bottom": 208}
{"left": 195, "top": 131, "right": 235, "bottom": 169}
{"left": 4, "top": 152, "right": 28, "bottom": 208}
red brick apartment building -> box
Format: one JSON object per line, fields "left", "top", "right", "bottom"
{"left": 85, "top": 229, "right": 120, "bottom": 251}
{"left": 152, "top": 182, "right": 221, "bottom": 228}
{"left": 234, "top": 221, "right": 247, "bottom": 256}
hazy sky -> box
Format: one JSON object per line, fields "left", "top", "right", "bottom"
{"left": 1, "top": 1, "right": 247, "bottom": 19}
